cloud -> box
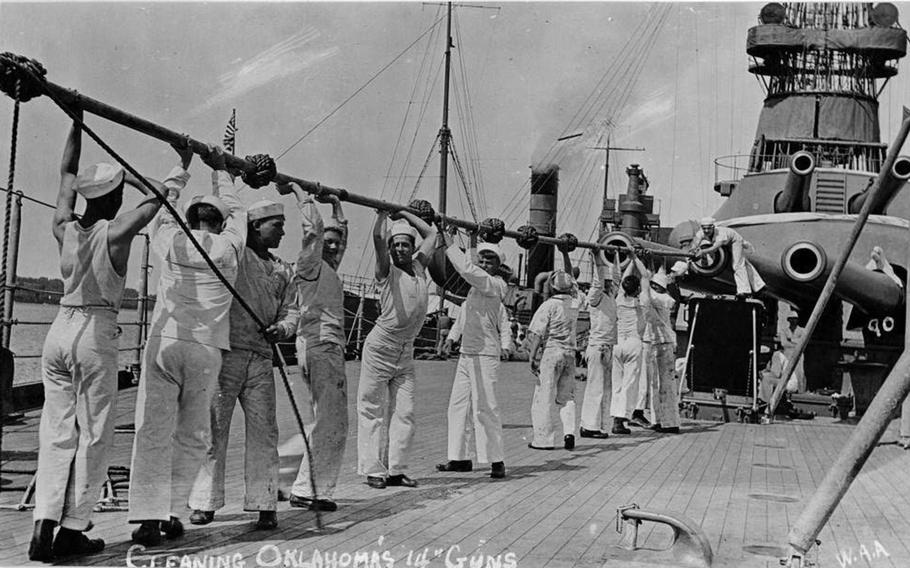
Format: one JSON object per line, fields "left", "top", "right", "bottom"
{"left": 192, "top": 27, "right": 338, "bottom": 114}
{"left": 623, "top": 87, "right": 675, "bottom": 133}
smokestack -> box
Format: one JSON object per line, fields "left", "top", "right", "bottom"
{"left": 526, "top": 166, "right": 559, "bottom": 288}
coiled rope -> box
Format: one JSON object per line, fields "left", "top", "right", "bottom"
{"left": 6, "top": 63, "right": 325, "bottom": 528}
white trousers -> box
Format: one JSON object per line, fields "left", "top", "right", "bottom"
{"left": 129, "top": 336, "right": 221, "bottom": 521}
{"left": 731, "top": 240, "right": 766, "bottom": 295}
{"left": 34, "top": 308, "right": 119, "bottom": 530}
{"left": 637, "top": 342, "right": 655, "bottom": 411}
{"left": 189, "top": 349, "right": 278, "bottom": 512}
{"left": 531, "top": 349, "right": 576, "bottom": 447}
{"left": 611, "top": 336, "right": 642, "bottom": 419}
{"left": 291, "top": 340, "right": 348, "bottom": 499}
{"left": 580, "top": 345, "right": 613, "bottom": 430}
{"left": 357, "top": 334, "right": 417, "bottom": 477}
{"left": 447, "top": 354, "right": 504, "bottom": 464}
{"left": 652, "top": 343, "right": 680, "bottom": 428}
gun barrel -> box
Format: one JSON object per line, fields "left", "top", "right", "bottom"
{"left": 774, "top": 151, "right": 815, "bottom": 213}
{"left": 847, "top": 155, "right": 910, "bottom": 214}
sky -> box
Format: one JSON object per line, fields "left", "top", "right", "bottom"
{"left": 3, "top": 1, "right": 910, "bottom": 291}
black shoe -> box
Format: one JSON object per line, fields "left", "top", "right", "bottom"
{"left": 387, "top": 474, "right": 418, "bottom": 488}
{"left": 161, "top": 517, "right": 184, "bottom": 540}
{"left": 289, "top": 494, "right": 339, "bottom": 511}
{"left": 564, "top": 434, "right": 576, "bottom": 450}
{"left": 629, "top": 410, "right": 652, "bottom": 428}
{"left": 131, "top": 521, "right": 161, "bottom": 546}
{"left": 528, "top": 443, "right": 555, "bottom": 450}
{"left": 611, "top": 418, "right": 631, "bottom": 435}
{"left": 256, "top": 511, "right": 278, "bottom": 530}
{"left": 490, "top": 462, "right": 506, "bottom": 479}
{"left": 659, "top": 426, "right": 681, "bottom": 434}
{"left": 436, "top": 460, "right": 473, "bottom": 472}
{"left": 52, "top": 528, "right": 104, "bottom": 558}
{"left": 277, "top": 488, "right": 290, "bottom": 502}
{"left": 579, "top": 427, "right": 609, "bottom": 439}
{"left": 28, "top": 520, "right": 56, "bottom": 562}
{"left": 366, "top": 476, "right": 387, "bottom": 489}
{"left": 189, "top": 510, "right": 214, "bottom": 525}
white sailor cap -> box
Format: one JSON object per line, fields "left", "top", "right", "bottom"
{"left": 185, "top": 195, "right": 231, "bottom": 220}
{"left": 549, "top": 269, "right": 574, "bottom": 293}
{"left": 389, "top": 220, "right": 418, "bottom": 242}
{"left": 477, "top": 242, "right": 507, "bottom": 264}
{"left": 699, "top": 216, "right": 716, "bottom": 227}
{"left": 651, "top": 271, "right": 670, "bottom": 289}
{"left": 74, "top": 163, "right": 125, "bottom": 199}
{"left": 248, "top": 200, "right": 284, "bottom": 222}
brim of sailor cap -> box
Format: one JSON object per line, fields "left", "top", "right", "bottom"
{"left": 248, "top": 200, "right": 284, "bottom": 221}
{"left": 74, "top": 163, "right": 125, "bottom": 199}
{"left": 477, "top": 242, "right": 507, "bottom": 264}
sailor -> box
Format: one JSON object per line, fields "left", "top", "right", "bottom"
{"left": 611, "top": 255, "right": 651, "bottom": 435}
{"left": 690, "top": 217, "right": 765, "bottom": 299}
{"left": 436, "top": 228, "right": 512, "bottom": 478}
{"left": 579, "top": 250, "right": 617, "bottom": 439}
{"left": 129, "top": 146, "right": 247, "bottom": 545}
{"left": 759, "top": 342, "right": 799, "bottom": 402}
{"left": 356, "top": 210, "right": 437, "bottom": 489}
{"left": 642, "top": 268, "right": 680, "bottom": 433}
{"left": 527, "top": 270, "right": 583, "bottom": 450}
{"left": 29, "top": 113, "right": 188, "bottom": 561}
{"left": 780, "top": 310, "right": 807, "bottom": 393}
{"left": 187, "top": 200, "right": 298, "bottom": 529}
{"left": 279, "top": 181, "right": 349, "bottom": 512}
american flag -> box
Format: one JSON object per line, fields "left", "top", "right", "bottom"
{"left": 223, "top": 109, "right": 237, "bottom": 154}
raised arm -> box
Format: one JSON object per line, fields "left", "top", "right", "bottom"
{"left": 280, "top": 182, "right": 323, "bottom": 282}
{"left": 395, "top": 210, "right": 437, "bottom": 267}
{"left": 52, "top": 112, "right": 83, "bottom": 247}
{"left": 110, "top": 144, "right": 191, "bottom": 250}
{"left": 373, "top": 210, "right": 391, "bottom": 281}
{"left": 321, "top": 193, "right": 347, "bottom": 266}
{"left": 442, "top": 228, "right": 504, "bottom": 298}
{"left": 588, "top": 250, "right": 606, "bottom": 307}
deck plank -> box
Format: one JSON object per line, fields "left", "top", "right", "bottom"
{"left": 4, "top": 361, "right": 910, "bottom": 567}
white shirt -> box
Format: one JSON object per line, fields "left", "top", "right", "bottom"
{"left": 643, "top": 291, "right": 676, "bottom": 345}
{"left": 295, "top": 199, "right": 347, "bottom": 347}
{"left": 446, "top": 245, "right": 509, "bottom": 356}
{"left": 587, "top": 264, "right": 617, "bottom": 348}
{"left": 149, "top": 170, "right": 246, "bottom": 350}
{"left": 528, "top": 293, "right": 582, "bottom": 352}
{"left": 373, "top": 263, "right": 429, "bottom": 343}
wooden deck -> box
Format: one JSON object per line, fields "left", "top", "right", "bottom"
{"left": 1, "top": 359, "right": 909, "bottom": 567}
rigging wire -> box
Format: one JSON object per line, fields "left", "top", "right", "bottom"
{"left": 275, "top": 14, "right": 447, "bottom": 160}
{"left": 668, "top": 3, "right": 682, "bottom": 217}
{"left": 355, "top": 15, "right": 445, "bottom": 277}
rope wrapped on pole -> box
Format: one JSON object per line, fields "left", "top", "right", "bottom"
{"left": 0, "top": 52, "right": 695, "bottom": 262}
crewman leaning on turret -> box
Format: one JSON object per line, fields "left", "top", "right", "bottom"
{"left": 690, "top": 217, "right": 765, "bottom": 299}
{"left": 29, "top": 109, "right": 185, "bottom": 562}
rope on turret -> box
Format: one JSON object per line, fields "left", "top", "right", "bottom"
{"left": 479, "top": 217, "right": 506, "bottom": 244}
{"left": 7, "top": 62, "right": 325, "bottom": 528}
{"left": 557, "top": 233, "right": 578, "bottom": 253}
{"left": 515, "top": 225, "right": 539, "bottom": 249}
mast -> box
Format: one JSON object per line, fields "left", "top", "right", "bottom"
{"left": 437, "top": 0, "right": 453, "bottom": 215}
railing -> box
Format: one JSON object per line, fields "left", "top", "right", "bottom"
{"left": 714, "top": 144, "right": 885, "bottom": 184}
